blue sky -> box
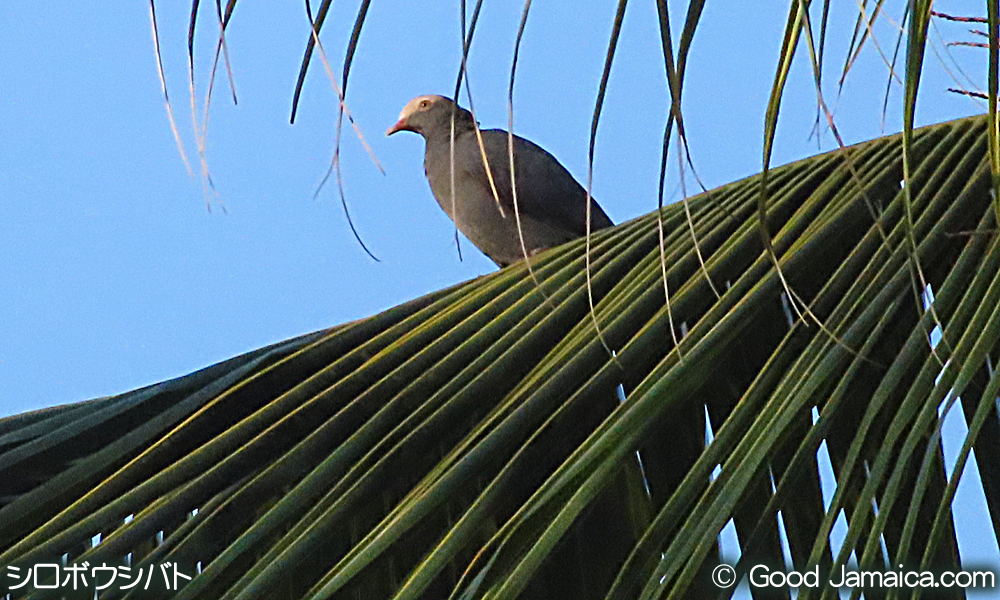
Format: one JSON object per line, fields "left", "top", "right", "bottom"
{"left": 1, "top": 0, "right": 996, "bottom": 580}
{"left": 2, "top": 1, "right": 983, "bottom": 415}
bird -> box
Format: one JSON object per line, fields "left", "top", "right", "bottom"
{"left": 386, "top": 95, "right": 614, "bottom": 267}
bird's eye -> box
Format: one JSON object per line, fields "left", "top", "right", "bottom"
{"left": 419, "top": 100, "right": 430, "bottom": 109}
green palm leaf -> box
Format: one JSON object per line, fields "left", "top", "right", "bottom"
{"left": 2, "top": 114, "right": 997, "bottom": 599}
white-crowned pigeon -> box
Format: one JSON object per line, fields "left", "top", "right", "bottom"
{"left": 387, "top": 95, "right": 614, "bottom": 267}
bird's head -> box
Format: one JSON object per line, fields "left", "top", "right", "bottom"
{"left": 386, "top": 95, "right": 474, "bottom": 137}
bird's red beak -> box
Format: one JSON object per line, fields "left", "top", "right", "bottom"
{"left": 386, "top": 118, "right": 411, "bottom": 136}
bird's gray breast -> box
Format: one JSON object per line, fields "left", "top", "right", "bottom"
{"left": 421, "top": 134, "right": 574, "bottom": 265}
{"left": 424, "top": 142, "right": 510, "bottom": 236}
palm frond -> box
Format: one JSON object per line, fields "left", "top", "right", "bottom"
{"left": 2, "top": 114, "right": 997, "bottom": 600}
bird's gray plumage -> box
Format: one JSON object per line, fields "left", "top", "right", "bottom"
{"left": 387, "top": 95, "right": 614, "bottom": 267}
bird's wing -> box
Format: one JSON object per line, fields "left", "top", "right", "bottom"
{"left": 457, "top": 130, "right": 613, "bottom": 236}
